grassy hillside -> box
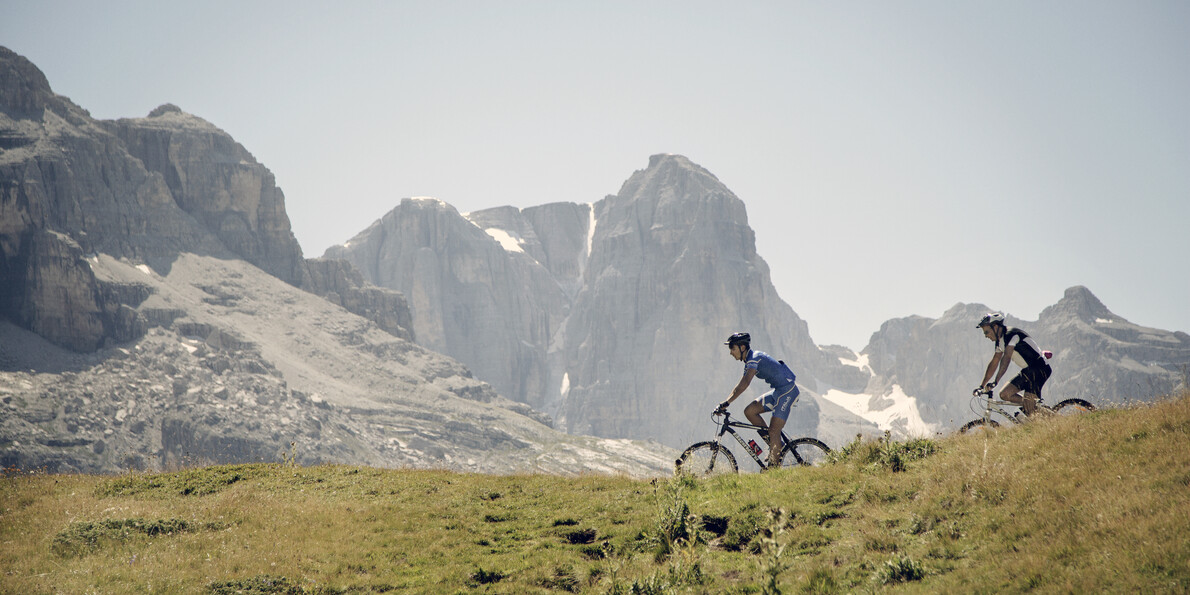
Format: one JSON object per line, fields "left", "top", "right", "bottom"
{"left": 3, "top": 393, "right": 1188, "bottom": 594}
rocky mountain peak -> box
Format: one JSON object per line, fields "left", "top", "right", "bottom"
{"left": 396, "top": 196, "right": 461, "bottom": 218}
{"left": 862, "top": 286, "right": 1190, "bottom": 430}
{"left": 0, "top": 50, "right": 676, "bottom": 477}
{"left": 123, "top": 103, "right": 225, "bottom": 136}
{"left": 1, "top": 48, "right": 412, "bottom": 353}
{"left": 1040, "top": 285, "right": 1117, "bottom": 324}
{"left": 1, "top": 47, "right": 92, "bottom": 130}
{"left": 615, "top": 154, "right": 732, "bottom": 215}
{"left": 106, "top": 106, "right": 302, "bottom": 284}
{"left": 645, "top": 153, "right": 716, "bottom": 177}
{"left": 363, "top": 197, "right": 466, "bottom": 238}
{"left": 147, "top": 103, "right": 184, "bottom": 117}
{"left": 560, "top": 155, "right": 843, "bottom": 444}
{"left": 938, "top": 302, "right": 993, "bottom": 325}
{"left": 0, "top": 47, "right": 55, "bottom": 116}
{"left": 328, "top": 194, "right": 575, "bottom": 408}
{"left": 328, "top": 154, "right": 866, "bottom": 448}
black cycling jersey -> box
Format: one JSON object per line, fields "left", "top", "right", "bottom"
{"left": 997, "top": 327, "right": 1050, "bottom": 370}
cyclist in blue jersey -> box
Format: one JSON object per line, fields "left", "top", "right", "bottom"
{"left": 975, "top": 312, "right": 1052, "bottom": 416}
{"left": 716, "top": 332, "right": 800, "bottom": 468}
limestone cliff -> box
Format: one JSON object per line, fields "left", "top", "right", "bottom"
{"left": 1, "top": 47, "right": 228, "bottom": 351}
{"left": 0, "top": 46, "right": 411, "bottom": 350}
{"left": 1, "top": 47, "right": 675, "bottom": 476}
{"left": 327, "top": 198, "right": 573, "bottom": 413}
{"left": 327, "top": 154, "right": 1189, "bottom": 448}
{"left": 557, "top": 155, "right": 838, "bottom": 446}
{"left": 302, "top": 258, "right": 415, "bottom": 342}
{"left": 105, "top": 103, "right": 308, "bottom": 287}
{"left": 328, "top": 155, "right": 866, "bottom": 447}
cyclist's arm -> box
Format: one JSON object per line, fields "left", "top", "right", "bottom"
{"left": 980, "top": 352, "right": 1002, "bottom": 386}
{"left": 724, "top": 368, "right": 758, "bottom": 407}
{"left": 992, "top": 345, "right": 1015, "bottom": 385}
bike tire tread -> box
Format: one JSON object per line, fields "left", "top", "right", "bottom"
{"left": 1053, "top": 398, "right": 1095, "bottom": 413}
{"left": 960, "top": 418, "right": 1001, "bottom": 434}
{"left": 675, "top": 441, "right": 738, "bottom": 476}
{"left": 778, "top": 437, "right": 831, "bottom": 468}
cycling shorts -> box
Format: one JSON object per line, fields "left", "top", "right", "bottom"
{"left": 755, "top": 383, "right": 800, "bottom": 421}
{"left": 1010, "top": 365, "right": 1051, "bottom": 397}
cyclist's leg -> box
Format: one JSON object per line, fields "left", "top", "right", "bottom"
{"left": 1020, "top": 391, "right": 1039, "bottom": 415}
{"left": 1028, "top": 392, "right": 1054, "bottom": 415}
{"left": 745, "top": 394, "right": 771, "bottom": 439}
{"left": 766, "top": 384, "right": 799, "bottom": 467}
{"left": 767, "top": 416, "right": 787, "bottom": 467}
{"left": 1015, "top": 367, "right": 1049, "bottom": 416}
{"left": 1000, "top": 373, "right": 1032, "bottom": 415}
{"left": 1029, "top": 366, "right": 1052, "bottom": 415}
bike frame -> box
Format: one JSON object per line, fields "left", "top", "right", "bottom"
{"left": 972, "top": 389, "right": 1036, "bottom": 426}
{"left": 710, "top": 411, "right": 789, "bottom": 470}
{"left": 975, "top": 397, "right": 1026, "bottom": 426}
{"left": 963, "top": 388, "right": 1096, "bottom": 435}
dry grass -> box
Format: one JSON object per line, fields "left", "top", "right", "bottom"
{"left": 2, "top": 392, "right": 1188, "bottom": 593}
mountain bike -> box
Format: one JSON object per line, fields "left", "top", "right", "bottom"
{"left": 675, "top": 409, "right": 830, "bottom": 476}
{"left": 959, "top": 389, "right": 1095, "bottom": 433}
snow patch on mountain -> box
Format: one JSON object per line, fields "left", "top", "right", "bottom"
{"left": 482, "top": 227, "right": 526, "bottom": 253}
{"left": 820, "top": 386, "right": 940, "bottom": 438}
{"left": 459, "top": 210, "right": 530, "bottom": 255}
{"left": 581, "top": 203, "right": 597, "bottom": 279}
{"left": 839, "top": 353, "right": 872, "bottom": 371}
{"left": 819, "top": 352, "right": 936, "bottom": 437}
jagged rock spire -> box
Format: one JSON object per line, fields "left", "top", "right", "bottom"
{"left": 1040, "top": 285, "right": 1117, "bottom": 324}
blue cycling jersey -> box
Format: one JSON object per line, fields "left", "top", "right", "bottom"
{"left": 744, "top": 349, "right": 796, "bottom": 390}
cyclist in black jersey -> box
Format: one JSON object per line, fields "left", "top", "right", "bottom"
{"left": 975, "top": 312, "right": 1052, "bottom": 416}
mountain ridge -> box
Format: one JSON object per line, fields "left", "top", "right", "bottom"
{"left": 327, "top": 153, "right": 880, "bottom": 448}
{"left": 328, "top": 157, "right": 1190, "bottom": 446}
{"left": 0, "top": 46, "right": 674, "bottom": 476}
{"left": 3, "top": 45, "right": 1188, "bottom": 474}
{"left": 857, "top": 285, "right": 1190, "bottom": 429}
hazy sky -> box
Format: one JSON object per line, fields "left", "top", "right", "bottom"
{"left": 4, "top": 1, "right": 1188, "bottom": 350}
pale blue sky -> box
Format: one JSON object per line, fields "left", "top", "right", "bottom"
{"left": 4, "top": 1, "right": 1188, "bottom": 350}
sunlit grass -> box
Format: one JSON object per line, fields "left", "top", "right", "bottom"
{"left": 2, "top": 391, "right": 1188, "bottom": 593}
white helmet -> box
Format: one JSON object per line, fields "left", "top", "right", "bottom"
{"left": 976, "top": 312, "right": 1005, "bottom": 328}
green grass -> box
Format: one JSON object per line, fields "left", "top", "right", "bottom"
{"left": 3, "top": 392, "right": 1189, "bottom": 593}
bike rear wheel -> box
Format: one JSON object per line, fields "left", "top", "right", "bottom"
{"left": 778, "top": 438, "right": 831, "bottom": 468}
{"left": 675, "top": 442, "right": 738, "bottom": 476}
{"left": 1053, "top": 398, "right": 1095, "bottom": 414}
{"left": 960, "top": 418, "right": 1001, "bottom": 434}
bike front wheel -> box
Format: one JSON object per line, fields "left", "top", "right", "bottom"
{"left": 778, "top": 438, "right": 831, "bottom": 468}
{"left": 675, "top": 441, "right": 738, "bottom": 477}
{"left": 959, "top": 418, "right": 1002, "bottom": 434}
{"left": 1053, "top": 398, "right": 1095, "bottom": 415}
